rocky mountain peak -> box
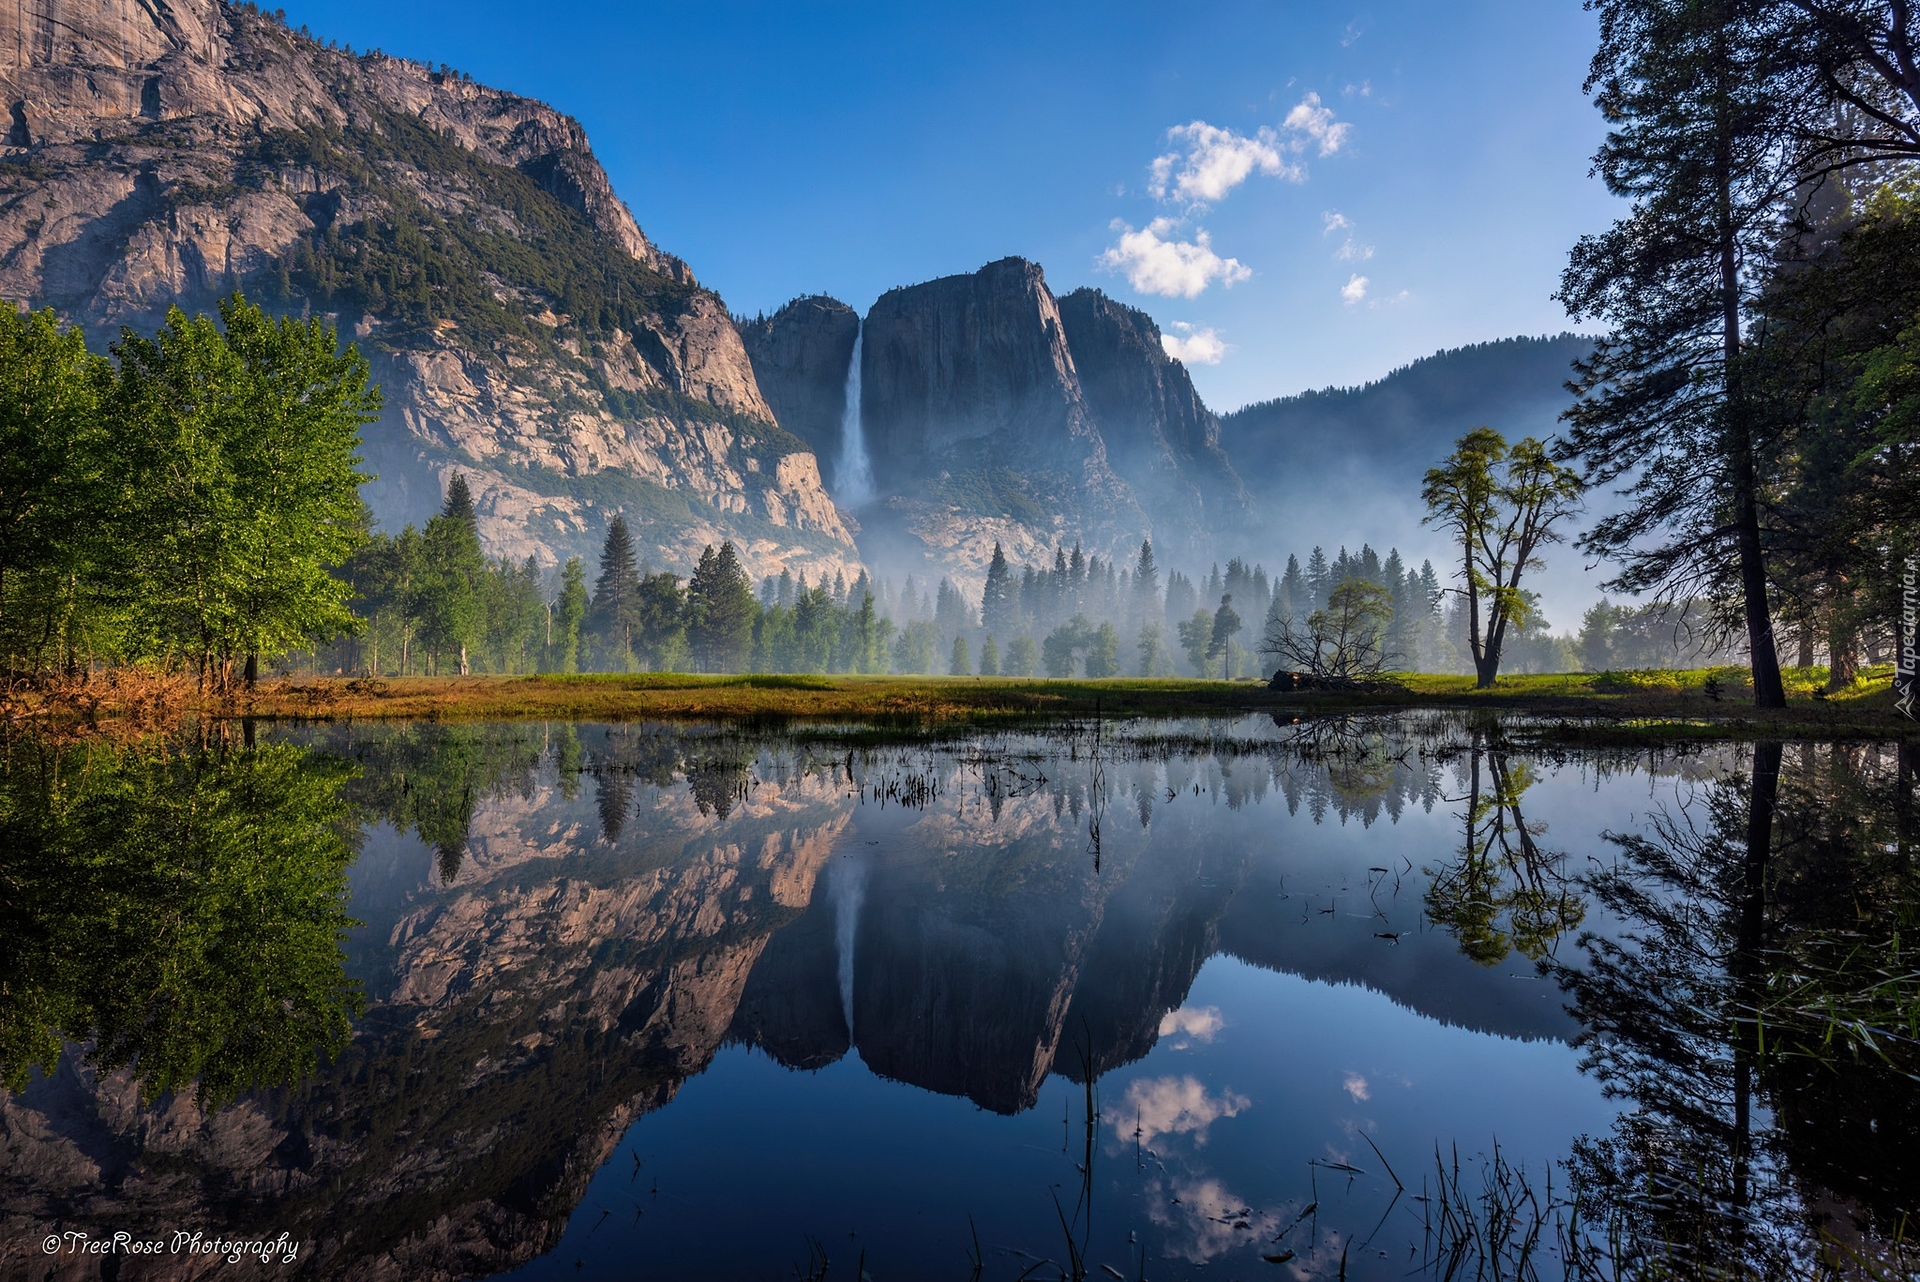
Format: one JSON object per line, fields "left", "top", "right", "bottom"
{"left": 0, "top": 0, "right": 862, "bottom": 583}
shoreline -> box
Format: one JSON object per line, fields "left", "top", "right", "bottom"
{"left": 10, "top": 671, "right": 1907, "bottom": 743}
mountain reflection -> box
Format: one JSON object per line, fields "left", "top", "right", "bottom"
{"left": 1, "top": 719, "right": 1912, "bottom": 1280}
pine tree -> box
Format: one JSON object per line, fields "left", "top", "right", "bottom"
{"left": 981, "top": 542, "right": 1014, "bottom": 637}
{"left": 1559, "top": 0, "right": 1803, "bottom": 706}
{"left": 1133, "top": 539, "right": 1160, "bottom": 629}
{"left": 1305, "top": 547, "right": 1330, "bottom": 609}
{"left": 1278, "top": 554, "right": 1304, "bottom": 620}
{"left": 553, "top": 557, "right": 587, "bottom": 673}
{"left": 589, "top": 516, "right": 642, "bottom": 668}
{"left": 687, "top": 541, "right": 755, "bottom": 672}
{"left": 950, "top": 634, "right": 971, "bottom": 676}
{"left": 442, "top": 472, "right": 475, "bottom": 526}
{"left": 1208, "top": 594, "right": 1242, "bottom": 679}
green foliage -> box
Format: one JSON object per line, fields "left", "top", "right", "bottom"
{"left": 1422, "top": 428, "right": 1581, "bottom": 688}
{"left": 687, "top": 542, "right": 755, "bottom": 673}
{"left": 1175, "top": 609, "right": 1215, "bottom": 677}
{"left": 1005, "top": 635, "right": 1039, "bottom": 678}
{"left": 0, "top": 295, "right": 377, "bottom": 687}
{"left": 0, "top": 736, "right": 363, "bottom": 1105}
{"left": 0, "top": 307, "right": 113, "bottom": 672}
{"left": 254, "top": 113, "right": 697, "bottom": 355}
{"left": 1261, "top": 579, "right": 1396, "bottom": 679}
{"left": 978, "top": 633, "right": 1000, "bottom": 677}
{"left": 930, "top": 467, "right": 1051, "bottom": 525}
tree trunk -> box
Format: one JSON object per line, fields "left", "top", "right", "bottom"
{"left": 459, "top": 643, "right": 469, "bottom": 676}
{"left": 1796, "top": 626, "right": 1814, "bottom": 670}
{"left": 1825, "top": 585, "right": 1858, "bottom": 691}
{"left": 244, "top": 651, "right": 258, "bottom": 688}
{"left": 1715, "top": 24, "right": 1786, "bottom": 710}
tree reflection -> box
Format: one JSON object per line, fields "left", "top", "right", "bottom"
{"left": 0, "top": 732, "right": 362, "bottom": 1106}
{"left": 1550, "top": 741, "right": 1920, "bottom": 1277}
{"left": 1425, "top": 739, "right": 1585, "bottom": 965}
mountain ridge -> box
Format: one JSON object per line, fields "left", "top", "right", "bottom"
{"left": 0, "top": 0, "right": 863, "bottom": 583}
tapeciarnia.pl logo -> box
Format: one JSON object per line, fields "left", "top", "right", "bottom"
{"left": 1899, "top": 555, "right": 1917, "bottom": 721}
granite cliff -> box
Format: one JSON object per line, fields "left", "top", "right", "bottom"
{"left": 0, "top": 0, "right": 860, "bottom": 582}
{"left": 740, "top": 260, "right": 1252, "bottom": 589}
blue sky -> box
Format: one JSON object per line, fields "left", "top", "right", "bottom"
{"left": 279, "top": 0, "right": 1621, "bottom": 411}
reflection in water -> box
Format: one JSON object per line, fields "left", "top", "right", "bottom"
{"left": 1426, "top": 737, "right": 1585, "bottom": 965}
{"left": 1554, "top": 741, "right": 1920, "bottom": 1279}
{"left": 0, "top": 733, "right": 361, "bottom": 1106}
{"left": 0, "top": 717, "right": 1910, "bottom": 1280}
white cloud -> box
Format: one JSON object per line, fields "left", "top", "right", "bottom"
{"left": 1099, "top": 218, "right": 1251, "bottom": 298}
{"left": 1150, "top": 121, "right": 1299, "bottom": 205}
{"left": 1159, "top": 324, "right": 1227, "bottom": 366}
{"left": 1322, "top": 210, "right": 1374, "bottom": 262}
{"left": 1157, "top": 1003, "right": 1228, "bottom": 1040}
{"left": 1341, "top": 273, "right": 1369, "bottom": 304}
{"left": 1145, "top": 99, "right": 1349, "bottom": 209}
{"left": 1343, "top": 1072, "right": 1371, "bottom": 1102}
{"left": 1115, "top": 1075, "right": 1250, "bottom": 1147}
{"left": 1284, "top": 92, "right": 1352, "bottom": 156}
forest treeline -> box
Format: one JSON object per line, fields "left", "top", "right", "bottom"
{"left": 0, "top": 285, "right": 1737, "bottom": 686}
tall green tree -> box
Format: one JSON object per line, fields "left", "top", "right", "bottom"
{"left": 222, "top": 302, "right": 379, "bottom": 684}
{"left": 687, "top": 541, "right": 755, "bottom": 672}
{"left": 416, "top": 475, "right": 485, "bottom": 674}
{"left": 0, "top": 308, "right": 111, "bottom": 675}
{"left": 1423, "top": 429, "right": 1583, "bottom": 688}
{"left": 588, "top": 516, "right": 642, "bottom": 668}
{"left": 981, "top": 541, "right": 1014, "bottom": 637}
{"left": 635, "top": 570, "right": 687, "bottom": 670}
{"left": 1560, "top": 0, "right": 1807, "bottom": 707}
{"left": 113, "top": 296, "right": 378, "bottom": 690}
{"left": 551, "top": 556, "right": 587, "bottom": 673}
{"left": 1207, "top": 594, "right": 1242, "bottom": 679}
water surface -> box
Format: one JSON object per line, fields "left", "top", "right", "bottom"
{"left": 1, "top": 716, "right": 1912, "bottom": 1279}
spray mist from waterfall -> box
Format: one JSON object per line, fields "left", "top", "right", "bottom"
{"left": 832, "top": 853, "right": 868, "bottom": 1039}
{"left": 833, "top": 323, "right": 876, "bottom": 507}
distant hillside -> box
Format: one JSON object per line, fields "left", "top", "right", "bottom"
{"left": 1218, "top": 334, "right": 1594, "bottom": 574}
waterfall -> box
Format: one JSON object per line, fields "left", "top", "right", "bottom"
{"left": 833, "top": 323, "right": 875, "bottom": 507}
{"left": 832, "top": 853, "right": 868, "bottom": 1039}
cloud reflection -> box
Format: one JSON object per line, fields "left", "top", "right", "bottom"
{"left": 1117, "top": 1075, "right": 1249, "bottom": 1147}
{"left": 1157, "top": 1004, "right": 1226, "bottom": 1047}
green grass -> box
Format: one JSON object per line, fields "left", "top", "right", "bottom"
{"left": 196, "top": 665, "right": 1915, "bottom": 742}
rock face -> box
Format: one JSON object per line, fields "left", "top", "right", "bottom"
{"left": 736, "top": 295, "right": 860, "bottom": 473}
{"left": 1055, "top": 288, "right": 1252, "bottom": 561}
{"left": 0, "top": 0, "right": 861, "bottom": 582}
{"left": 743, "top": 261, "right": 1253, "bottom": 589}
{"left": 853, "top": 259, "right": 1140, "bottom": 584}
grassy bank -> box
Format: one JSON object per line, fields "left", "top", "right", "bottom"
{"left": 221, "top": 664, "right": 1914, "bottom": 738}
{"left": 8, "top": 666, "right": 1908, "bottom": 741}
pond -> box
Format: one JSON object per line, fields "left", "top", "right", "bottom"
{"left": 1, "top": 715, "right": 1914, "bottom": 1280}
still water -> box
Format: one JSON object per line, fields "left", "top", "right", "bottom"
{"left": 1, "top": 715, "right": 1914, "bottom": 1280}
